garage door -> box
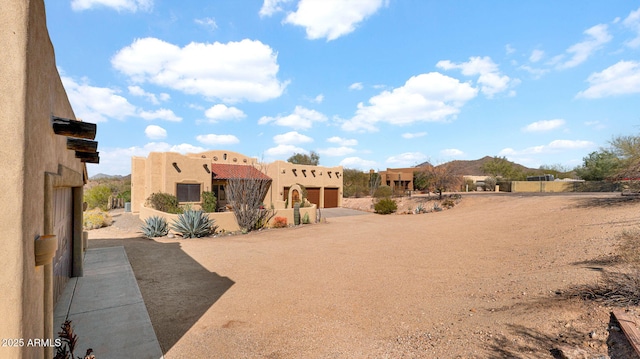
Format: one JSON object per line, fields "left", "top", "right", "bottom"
{"left": 324, "top": 188, "right": 339, "bottom": 208}
{"left": 305, "top": 187, "right": 320, "bottom": 207}
{"left": 52, "top": 187, "right": 73, "bottom": 306}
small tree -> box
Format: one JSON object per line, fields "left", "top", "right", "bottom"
{"left": 417, "top": 163, "right": 463, "bottom": 199}
{"left": 481, "top": 156, "right": 523, "bottom": 180}
{"left": 226, "top": 164, "right": 275, "bottom": 232}
{"left": 84, "top": 184, "right": 112, "bottom": 210}
{"left": 575, "top": 150, "right": 620, "bottom": 181}
{"left": 287, "top": 151, "right": 320, "bottom": 165}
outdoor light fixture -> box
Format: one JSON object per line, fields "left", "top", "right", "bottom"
{"left": 172, "top": 162, "right": 181, "bottom": 173}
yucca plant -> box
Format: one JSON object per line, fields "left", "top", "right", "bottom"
{"left": 171, "top": 209, "right": 217, "bottom": 238}
{"left": 140, "top": 215, "right": 169, "bottom": 238}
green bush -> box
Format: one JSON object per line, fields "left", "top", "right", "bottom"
{"left": 117, "top": 189, "right": 131, "bottom": 203}
{"left": 302, "top": 212, "right": 310, "bottom": 224}
{"left": 146, "top": 193, "right": 183, "bottom": 214}
{"left": 84, "top": 185, "right": 112, "bottom": 210}
{"left": 171, "top": 209, "right": 217, "bottom": 238}
{"left": 83, "top": 208, "right": 113, "bottom": 230}
{"left": 374, "top": 198, "right": 397, "bottom": 214}
{"left": 201, "top": 191, "right": 217, "bottom": 213}
{"left": 140, "top": 216, "right": 169, "bottom": 238}
{"left": 373, "top": 185, "right": 393, "bottom": 199}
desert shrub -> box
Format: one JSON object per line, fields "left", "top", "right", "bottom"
{"left": 83, "top": 208, "right": 113, "bottom": 230}
{"left": 272, "top": 216, "right": 288, "bottom": 228}
{"left": 201, "top": 191, "right": 217, "bottom": 213}
{"left": 374, "top": 198, "right": 397, "bottom": 214}
{"left": 146, "top": 192, "right": 183, "bottom": 214}
{"left": 302, "top": 212, "right": 310, "bottom": 224}
{"left": 373, "top": 185, "right": 393, "bottom": 199}
{"left": 117, "top": 189, "right": 131, "bottom": 203}
{"left": 84, "top": 184, "right": 112, "bottom": 210}
{"left": 140, "top": 216, "right": 169, "bottom": 238}
{"left": 441, "top": 198, "right": 456, "bottom": 208}
{"left": 483, "top": 176, "right": 497, "bottom": 191}
{"left": 464, "top": 179, "right": 475, "bottom": 191}
{"left": 171, "top": 209, "right": 217, "bottom": 238}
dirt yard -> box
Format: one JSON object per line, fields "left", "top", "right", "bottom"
{"left": 90, "top": 193, "right": 640, "bottom": 358}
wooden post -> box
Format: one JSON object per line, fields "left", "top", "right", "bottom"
{"left": 51, "top": 116, "right": 96, "bottom": 140}
{"left": 67, "top": 138, "right": 98, "bottom": 153}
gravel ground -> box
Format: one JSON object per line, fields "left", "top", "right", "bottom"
{"left": 89, "top": 193, "right": 640, "bottom": 358}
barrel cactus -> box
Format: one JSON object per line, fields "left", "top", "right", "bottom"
{"left": 293, "top": 202, "right": 301, "bottom": 225}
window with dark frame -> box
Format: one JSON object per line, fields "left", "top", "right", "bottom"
{"left": 176, "top": 183, "right": 201, "bottom": 202}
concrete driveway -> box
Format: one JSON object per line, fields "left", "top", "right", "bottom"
{"left": 320, "top": 207, "right": 371, "bottom": 218}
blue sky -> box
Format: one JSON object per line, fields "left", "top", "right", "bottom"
{"left": 45, "top": 0, "right": 640, "bottom": 176}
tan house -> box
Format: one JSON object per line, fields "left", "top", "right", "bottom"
{"left": 379, "top": 167, "right": 417, "bottom": 192}
{"left": 131, "top": 151, "right": 343, "bottom": 229}
{"left": 1, "top": 1, "right": 99, "bottom": 357}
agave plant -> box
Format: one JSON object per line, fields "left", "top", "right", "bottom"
{"left": 140, "top": 215, "right": 169, "bottom": 238}
{"left": 171, "top": 209, "right": 217, "bottom": 238}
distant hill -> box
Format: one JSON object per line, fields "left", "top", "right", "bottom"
{"left": 90, "top": 173, "right": 131, "bottom": 181}
{"left": 416, "top": 156, "right": 541, "bottom": 176}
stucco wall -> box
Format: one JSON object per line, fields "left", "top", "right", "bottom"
{"left": 139, "top": 204, "right": 316, "bottom": 233}
{"left": 1, "top": 0, "right": 87, "bottom": 357}
{"left": 511, "top": 181, "right": 576, "bottom": 193}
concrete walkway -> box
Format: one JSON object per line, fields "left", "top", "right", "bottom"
{"left": 321, "top": 207, "right": 372, "bottom": 218}
{"left": 54, "top": 247, "right": 164, "bottom": 359}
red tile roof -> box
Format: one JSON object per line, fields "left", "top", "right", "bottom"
{"left": 210, "top": 163, "right": 271, "bottom": 181}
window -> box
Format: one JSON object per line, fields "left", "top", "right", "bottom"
{"left": 177, "top": 183, "right": 201, "bottom": 202}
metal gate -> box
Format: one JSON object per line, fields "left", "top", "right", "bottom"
{"left": 52, "top": 187, "right": 73, "bottom": 306}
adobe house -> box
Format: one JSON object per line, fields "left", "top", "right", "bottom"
{"left": 379, "top": 167, "right": 416, "bottom": 192}
{"left": 131, "top": 150, "right": 343, "bottom": 217}
{"left": 1, "top": 1, "right": 99, "bottom": 357}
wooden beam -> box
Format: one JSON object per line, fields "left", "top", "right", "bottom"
{"left": 66, "top": 138, "right": 98, "bottom": 153}
{"left": 52, "top": 116, "right": 96, "bottom": 140}
{"left": 612, "top": 309, "right": 640, "bottom": 357}
{"left": 75, "top": 151, "right": 100, "bottom": 164}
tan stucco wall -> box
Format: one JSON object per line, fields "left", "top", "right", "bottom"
{"left": 379, "top": 168, "right": 415, "bottom": 191}
{"left": 265, "top": 160, "right": 343, "bottom": 208}
{"left": 511, "top": 181, "right": 575, "bottom": 193}
{"left": 139, "top": 204, "right": 316, "bottom": 233}
{"left": 1, "top": 1, "right": 87, "bottom": 357}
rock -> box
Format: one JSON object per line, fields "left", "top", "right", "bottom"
{"left": 552, "top": 344, "right": 589, "bottom": 359}
{"left": 167, "top": 233, "right": 175, "bottom": 238}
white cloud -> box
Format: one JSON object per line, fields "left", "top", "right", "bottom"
{"left": 312, "top": 94, "right": 324, "bottom": 103}
{"left": 204, "top": 104, "right": 246, "bottom": 122}
{"left": 523, "top": 119, "right": 565, "bottom": 132}
{"left": 623, "top": 7, "right": 640, "bottom": 48}
{"left": 273, "top": 131, "right": 314, "bottom": 145}
{"left": 576, "top": 60, "right": 640, "bottom": 98}
{"left": 385, "top": 152, "right": 428, "bottom": 167}
{"left": 519, "top": 65, "right": 549, "bottom": 79}
{"left": 327, "top": 136, "right": 357, "bottom": 146}
{"left": 71, "top": 0, "right": 152, "bottom": 12}
{"left": 259, "top": 0, "right": 291, "bottom": 17}
{"left": 258, "top": 106, "right": 327, "bottom": 129}
{"left": 342, "top": 72, "right": 477, "bottom": 132}
{"left": 61, "top": 75, "right": 136, "bottom": 123}
{"left": 264, "top": 144, "right": 307, "bottom": 157}
{"left": 144, "top": 125, "right": 167, "bottom": 140}
{"left": 339, "top": 157, "right": 379, "bottom": 170}
{"left": 402, "top": 132, "right": 427, "bottom": 139}
{"left": 128, "top": 85, "right": 164, "bottom": 104}
{"left": 554, "top": 24, "right": 612, "bottom": 70}
{"left": 317, "top": 147, "right": 356, "bottom": 157}
{"left": 529, "top": 49, "right": 544, "bottom": 63}
{"left": 112, "top": 37, "right": 288, "bottom": 103}
{"left": 196, "top": 134, "right": 240, "bottom": 146}
{"left": 440, "top": 149, "right": 464, "bottom": 157}
{"left": 349, "top": 82, "right": 364, "bottom": 90}
{"left": 195, "top": 17, "right": 217, "bottom": 31}
{"left": 499, "top": 139, "right": 594, "bottom": 156}
{"left": 437, "top": 56, "right": 513, "bottom": 98}
{"left": 283, "top": 0, "right": 387, "bottom": 41}
{"left": 139, "top": 108, "right": 182, "bottom": 122}
{"left": 505, "top": 44, "right": 516, "bottom": 55}
{"left": 584, "top": 120, "right": 607, "bottom": 130}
